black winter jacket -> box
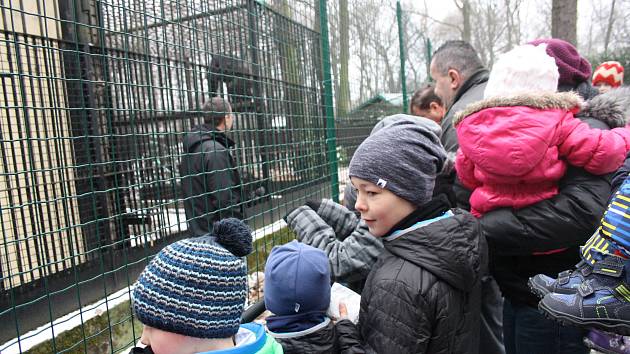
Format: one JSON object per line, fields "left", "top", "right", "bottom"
{"left": 480, "top": 90, "right": 629, "bottom": 307}
{"left": 269, "top": 318, "right": 338, "bottom": 354}
{"left": 180, "top": 125, "right": 243, "bottom": 236}
{"left": 337, "top": 209, "right": 487, "bottom": 354}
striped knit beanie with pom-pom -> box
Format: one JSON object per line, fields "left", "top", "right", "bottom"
{"left": 132, "top": 218, "right": 253, "bottom": 339}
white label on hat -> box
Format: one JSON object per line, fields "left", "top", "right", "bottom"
{"left": 294, "top": 303, "right": 300, "bottom": 312}
{"left": 377, "top": 179, "right": 387, "bottom": 188}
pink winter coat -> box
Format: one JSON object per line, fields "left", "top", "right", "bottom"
{"left": 454, "top": 92, "right": 630, "bottom": 217}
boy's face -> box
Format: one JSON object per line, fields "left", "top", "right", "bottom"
{"left": 351, "top": 177, "right": 415, "bottom": 237}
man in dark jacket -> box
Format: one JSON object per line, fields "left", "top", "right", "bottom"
{"left": 430, "top": 40, "right": 505, "bottom": 354}
{"left": 336, "top": 120, "right": 487, "bottom": 354}
{"left": 180, "top": 97, "right": 243, "bottom": 236}
{"left": 479, "top": 39, "right": 608, "bottom": 354}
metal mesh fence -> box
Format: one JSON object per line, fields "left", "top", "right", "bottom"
{"left": 0, "top": 0, "right": 420, "bottom": 352}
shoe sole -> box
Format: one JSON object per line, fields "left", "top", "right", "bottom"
{"left": 539, "top": 301, "right": 630, "bottom": 336}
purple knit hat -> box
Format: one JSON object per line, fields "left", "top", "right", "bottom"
{"left": 528, "top": 38, "right": 592, "bottom": 86}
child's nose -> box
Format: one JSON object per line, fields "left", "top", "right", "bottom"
{"left": 355, "top": 197, "right": 367, "bottom": 212}
{"left": 140, "top": 327, "right": 150, "bottom": 346}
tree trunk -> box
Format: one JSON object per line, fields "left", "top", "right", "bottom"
{"left": 337, "top": 0, "right": 350, "bottom": 117}
{"left": 551, "top": 0, "right": 577, "bottom": 46}
{"left": 453, "top": 0, "right": 472, "bottom": 42}
{"left": 462, "top": 0, "right": 471, "bottom": 43}
{"left": 604, "top": 0, "right": 617, "bottom": 56}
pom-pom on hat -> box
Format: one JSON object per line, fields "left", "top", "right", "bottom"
{"left": 348, "top": 119, "right": 446, "bottom": 206}
{"left": 592, "top": 61, "right": 624, "bottom": 88}
{"left": 132, "top": 218, "right": 253, "bottom": 339}
{"left": 484, "top": 44, "right": 559, "bottom": 99}
{"left": 264, "top": 240, "right": 331, "bottom": 316}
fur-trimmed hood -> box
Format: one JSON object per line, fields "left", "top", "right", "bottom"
{"left": 453, "top": 91, "right": 584, "bottom": 126}
{"left": 577, "top": 87, "right": 630, "bottom": 128}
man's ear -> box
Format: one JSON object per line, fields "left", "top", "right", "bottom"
{"left": 448, "top": 69, "right": 461, "bottom": 91}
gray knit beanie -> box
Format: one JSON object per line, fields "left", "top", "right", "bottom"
{"left": 348, "top": 119, "right": 447, "bottom": 206}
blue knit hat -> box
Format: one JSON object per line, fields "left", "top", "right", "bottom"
{"left": 264, "top": 241, "right": 331, "bottom": 315}
{"left": 132, "top": 218, "right": 253, "bottom": 338}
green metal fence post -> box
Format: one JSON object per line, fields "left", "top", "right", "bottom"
{"left": 396, "top": 1, "right": 408, "bottom": 113}
{"left": 319, "top": 0, "right": 340, "bottom": 202}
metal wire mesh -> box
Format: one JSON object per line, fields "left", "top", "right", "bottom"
{"left": 0, "top": 0, "right": 417, "bottom": 352}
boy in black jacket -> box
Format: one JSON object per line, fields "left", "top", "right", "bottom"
{"left": 335, "top": 120, "right": 487, "bottom": 353}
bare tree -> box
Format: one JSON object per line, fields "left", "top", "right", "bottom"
{"left": 337, "top": 0, "right": 351, "bottom": 117}
{"left": 603, "top": 0, "right": 617, "bottom": 56}
{"left": 551, "top": 0, "right": 577, "bottom": 45}
{"left": 454, "top": 0, "right": 472, "bottom": 42}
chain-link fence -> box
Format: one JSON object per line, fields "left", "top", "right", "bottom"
{"left": 0, "top": 0, "right": 423, "bottom": 352}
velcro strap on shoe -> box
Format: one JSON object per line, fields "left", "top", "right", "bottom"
{"left": 593, "top": 257, "right": 624, "bottom": 278}
{"left": 580, "top": 265, "right": 592, "bottom": 277}
{"left": 578, "top": 281, "right": 594, "bottom": 297}
{"left": 558, "top": 270, "right": 572, "bottom": 277}
{"left": 557, "top": 270, "right": 572, "bottom": 285}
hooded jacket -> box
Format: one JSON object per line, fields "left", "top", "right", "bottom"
{"left": 454, "top": 91, "right": 630, "bottom": 217}
{"left": 180, "top": 125, "right": 243, "bottom": 236}
{"left": 268, "top": 317, "right": 338, "bottom": 354}
{"left": 481, "top": 88, "right": 630, "bottom": 307}
{"left": 337, "top": 209, "right": 486, "bottom": 354}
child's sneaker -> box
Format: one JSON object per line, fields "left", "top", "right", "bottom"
{"left": 538, "top": 255, "right": 630, "bottom": 335}
{"left": 528, "top": 260, "right": 593, "bottom": 298}
{"left": 583, "top": 329, "right": 630, "bottom": 354}
{"left": 528, "top": 249, "right": 622, "bottom": 298}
